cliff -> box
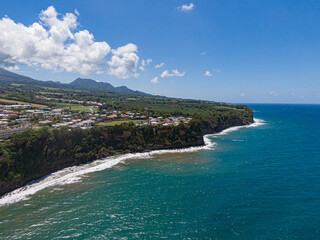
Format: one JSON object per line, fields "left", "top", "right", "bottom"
{"left": 0, "top": 123, "right": 204, "bottom": 196}
{"left": 0, "top": 111, "right": 253, "bottom": 197}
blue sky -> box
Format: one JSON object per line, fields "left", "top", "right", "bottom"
{"left": 0, "top": 0, "right": 319, "bottom": 103}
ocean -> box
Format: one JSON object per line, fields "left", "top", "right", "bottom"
{"left": 0, "top": 104, "right": 319, "bottom": 239}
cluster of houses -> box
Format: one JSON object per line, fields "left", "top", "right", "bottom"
{"left": 2, "top": 104, "right": 31, "bottom": 110}
{"left": 0, "top": 103, "right": 192, "bottom": 139}
{"left": 148, "top": 116, "right": 191, "bottom": 126}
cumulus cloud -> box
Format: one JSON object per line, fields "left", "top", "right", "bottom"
{"left": 270, "top": 90, "right": 278, "bottom": 96}
{"left": 108, "top": 43, "right": 139, "bottom": 79}
{"left": 155, "top": 62, "right": 165, "bottom": 69}
{"left": 0, "top": 6, "right": 139, "bottom": 78}
{"left": 204, "top": 71, "right": 212, "bottom": 77}
{"left": 177, "top": 3, "right": 195, "bottom": 12}
{"left": 160, "top": 69, "right": 185, "bottom": 78}
{"left": 150, "top": 77, "right": 159, "bottom": 84}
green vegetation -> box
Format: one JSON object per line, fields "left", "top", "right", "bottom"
{"left": 10, "top": 83, "right": 25, "bottom": 87}
{"left": 38, "top": 91, "right": 64, "bottom": 95}
{"left": 61, "top": 104, "right": 91, "bottom": 112}
{"left": 97, "top": 120, "right": 146, "bottom": 126}
{"left": 0, "top": 122, "right": 203, "bottom": 195}
{"left": 0, "top": 98, "right": 47, "bottom": 108}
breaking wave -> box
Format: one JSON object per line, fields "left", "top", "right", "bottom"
{"left": 214, "top": 118, "right": 266, "bottom": 136}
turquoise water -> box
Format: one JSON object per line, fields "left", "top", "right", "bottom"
{"left": 1, "top": 104, "right": 320, "bottom": 239}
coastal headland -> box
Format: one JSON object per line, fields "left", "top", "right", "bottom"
{"left": 0, "top": 112, "right": 252, "bottom": 196}
{"left": 0, "top": 68, "right": 253, "bottom": 196}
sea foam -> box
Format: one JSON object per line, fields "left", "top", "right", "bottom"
{"left": 0, "top": 118, "right": 265, "bottom": 206}
{"left": 215, "top": 118, "right": 265, "bottom": 136}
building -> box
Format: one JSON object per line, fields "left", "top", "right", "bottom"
{"left": 3, "top": 104, "right": 31, "bottom": 110}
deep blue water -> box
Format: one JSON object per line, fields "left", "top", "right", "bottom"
{"left": 0, "top": 104, "right": 320, "bottom": 239}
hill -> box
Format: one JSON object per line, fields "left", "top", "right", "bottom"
{"left": 0, "top": 68, "right": 150, "bottom": 96}
{"left": 70, "top": 78, "right": 150, "bottom": 96}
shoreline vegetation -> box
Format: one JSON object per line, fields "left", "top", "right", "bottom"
{"left": 0, "top": 110, "right": 253, "bottom": 197}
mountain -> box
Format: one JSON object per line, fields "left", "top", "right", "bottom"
{"left": 0, "top": 68, "right": 66, "bottom": 88}
{"left": 0, "top": 68, "right": 150, "bottom": 96}
{"left": 69, "top": 78, "right": 149, "bottom": 96}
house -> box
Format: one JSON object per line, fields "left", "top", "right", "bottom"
{"left": 52, "top": 109, "right": 64, "bottom": 115}
{"left": 33, "top": 111, "right": 45, "bottom": 119}
{"left": 107, "top": 114, "right": 117, "bottom": 119}
{"left": 14, "top": 118, "right": 30, "bottom": 124}
{"left": 38, "top": 120, "right": 52, "bottom": 125}
{"left": 0, "top": 121, "right": 8, "bottom": 129}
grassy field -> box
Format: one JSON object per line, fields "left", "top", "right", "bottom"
{"left": 96, "top": 120, "right": 146, "bottom": 126}
{"left": 61, "top": 104, "right": 91, "bottom": 112}
{"left": 38, "top": 91, "right": 64, "bottom": 95}
{"left": 127, "top": 98, "right": 138, "bottom": 101}
{"left": 0, "top": 98, "right": 47, "bottom": 108}
{"left": 39, "top": 86, "right": 86, "bottom": 93}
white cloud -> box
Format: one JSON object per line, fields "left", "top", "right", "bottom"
{"left": 160, "top": 70, "right": 171, "bottom": 78}
{"left": 204, "top": 71, "right": 212, "bottom": 77}
{"left": 270, "top": 90, "right": 278, "bottom": 96}
{"left": 160, "top": 69, "right": 185, "bottom": 78}
{"left": 172, "top": 69, "right": 185, "bottom": 77}
{"left": 141, "top": 58, "right": 152, "bottom": 66}
{"left": 201, "top": 51, "right": 206, "bottom": 55}
{"left": 150, "top": 77, "right": 159, "bottom": 84}
{"left": 177, "top": 3, "right": 195, "bottom": 12}
{"left": 155, "top": 62, "right": 165, "bottom": 69}
{"left": 4, "top": 65, "right": 19, "bottom": 71}
{"left": 107, "top": 43, "right": 139, "bottom": 79}
{"left": 0, "top": 6, "right": 139, "bottom": 78}
{"left": 139, "top": 58, "right": 152, "bottom": 71}
{"left": 133, "top": 72, "right": 140, "bottom": 78}
{"left": 96, "top": 70, "right": 104, "bottom": 75}
{"left": 240, "top": 93, "right": 245, "bottom": 97}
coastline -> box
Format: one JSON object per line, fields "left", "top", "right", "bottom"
{"left": 0, "top": 118, "right": 264, "bottom": 206}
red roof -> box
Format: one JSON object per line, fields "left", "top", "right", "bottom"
{"left": 107, "top": 114, "right": 117, "bottom": 118}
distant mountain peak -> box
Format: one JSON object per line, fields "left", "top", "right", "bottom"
{"left": 69, "top": 77, "right": 150, "bottom": 96}
{"left": 70, "top": 78, "right": 115, "bottom": 91}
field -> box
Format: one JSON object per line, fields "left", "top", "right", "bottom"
{"left": 96, "top": 120, "right": 146, "bottom": 126}
{"left": 0, "top": 98, "right": 47, "bottom": 108}
{"left": 61, "top": 104, "right": 91, "bottom": 112}
{"left": 38, "top": 92, "right": 64, "bottom": 95}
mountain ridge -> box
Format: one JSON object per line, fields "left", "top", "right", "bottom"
{"left": 0, "top": 68, "right": 150, "bottom": 96}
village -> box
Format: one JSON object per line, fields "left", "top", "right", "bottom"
{"left": 0, "top": 103, "right": 192, "bottom": 139}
